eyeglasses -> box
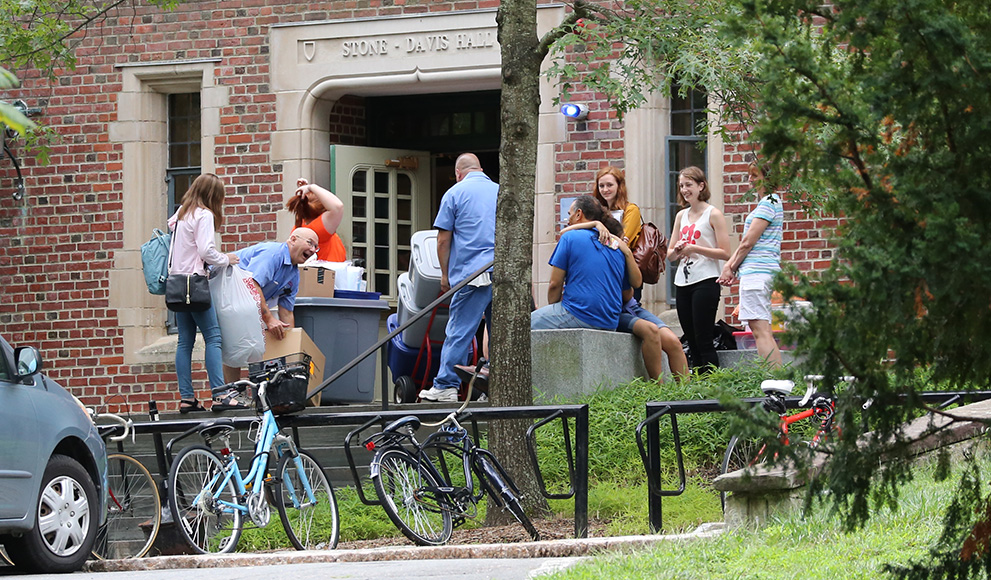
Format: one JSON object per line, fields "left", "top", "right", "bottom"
{"left": 295, "top": 235, "right": 319, "bottom": 250}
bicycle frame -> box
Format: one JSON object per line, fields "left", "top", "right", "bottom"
{"left": 778, "top": 399, "right": 835, "bottom": 448}
{"left": 193, "top": 383, "right": 315, "bottom": 520}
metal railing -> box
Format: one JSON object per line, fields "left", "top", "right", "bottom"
{"left": 102, "top": 402, "right": 591, "bottom": 539}
{"left": 637, "top": 390, "right": 991, "bottom": 532}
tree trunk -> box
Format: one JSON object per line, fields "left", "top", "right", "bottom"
{"left": 487, "top": 0, "right": 548, "bottom": 524}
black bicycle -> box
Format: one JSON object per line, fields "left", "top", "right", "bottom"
{"left": 362, "top": 360, "right": 539, "bottom": 545}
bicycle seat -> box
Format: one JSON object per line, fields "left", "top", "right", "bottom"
{"left": 760, "top": 379, "right": 795, "bottom": 396}
{"left": 383, "top": 415, "right": 420, "bottom": 433}
{"left": 198, "top": 418, "right": 236, "bottom": 439}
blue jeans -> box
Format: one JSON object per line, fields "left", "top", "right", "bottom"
{"left": 175, "top": 306, "right": 226, "bottom": 400}
{"left": 433, "top": 285, "right": 492, "bottom": 391}
{"left": 530, "top": 302, "right": 603, "bottom": 330}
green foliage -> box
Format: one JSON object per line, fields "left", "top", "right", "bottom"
{"left": 534, "top": 363, "right": 784, "bottom": 488}
{"left": 546, "top": 0, "right": 760, "bottom": 126}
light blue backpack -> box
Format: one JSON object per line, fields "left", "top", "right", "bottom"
{"left": 141, "top": 228, "right": 171, "bottom": 295}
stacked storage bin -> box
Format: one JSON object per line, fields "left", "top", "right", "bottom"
{"left": 388, "top": 230, "right": 475, "bottom": 402}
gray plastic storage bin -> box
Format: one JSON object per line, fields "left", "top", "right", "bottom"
{"left": 409, "top": 230, "right": 446, "bottom": 309}
{"left": 293, "top": 296, "right": 390, "bottom": 404}
{"left": 397, "top": 272, "right": 449, "bottom": 349}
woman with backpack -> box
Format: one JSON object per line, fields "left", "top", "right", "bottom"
{"left": 668, "top": 166, "right": 731, "bottom": 374}
{"left": 168, "top": 173, "right": 240, "bottom": 413}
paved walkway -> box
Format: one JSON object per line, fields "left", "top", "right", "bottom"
{"left": 85, "top": 523, "right": 725, "bottom": 572}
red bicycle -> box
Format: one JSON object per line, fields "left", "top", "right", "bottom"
{"left": 719, "top": 375, "right": 854, "bottom": 511}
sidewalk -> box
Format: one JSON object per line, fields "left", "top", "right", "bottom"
{"left": 85, "top": 523, "right": 725, "bottom": 572}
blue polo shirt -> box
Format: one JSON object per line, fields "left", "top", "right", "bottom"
{"left": 550, "top": 229, "right": 630, "bottom": 329}
{"left": 235, "top": 242, "right": 298, "bottom": 312}
{"left": 433, "top": 171, "right": 498, "bottom": 287}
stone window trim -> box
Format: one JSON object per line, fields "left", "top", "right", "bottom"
{"left": 110, "top": 59, "right": 228, "bottom": 365}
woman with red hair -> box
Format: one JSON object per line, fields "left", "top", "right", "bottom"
{"left": 288, "top": 178, "right": 346, "bottom": 261}
{"left": 594, "top": 166, "right": 642, "bottom": 247}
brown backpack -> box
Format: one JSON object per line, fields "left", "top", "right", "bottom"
{"left": 632, "top": 222, "right": 668, "bottom": 285}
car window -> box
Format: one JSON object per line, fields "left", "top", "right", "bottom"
{"left": 0, "top": 347, "right": 12, "bottom": 381}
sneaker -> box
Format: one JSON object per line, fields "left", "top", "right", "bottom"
{"left": 419, "top": 386, "right": 458, "bottom": 402}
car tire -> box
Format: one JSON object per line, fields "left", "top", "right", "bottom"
{"left": 6, "top": 454, "right": 99, "bottom": 573}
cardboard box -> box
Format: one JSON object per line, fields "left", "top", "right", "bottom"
{"left": 260, "top": 328, "right": 326, "bottom": 406}
{"left": 297, "top": 266, "right": 335, "bottom": 298}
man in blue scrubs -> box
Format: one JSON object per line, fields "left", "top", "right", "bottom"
{"left": 218, "top": 227, "right": 319, "bottom": 403}
{"left": 419, "top": 153, "right": 498, "bottom": 403}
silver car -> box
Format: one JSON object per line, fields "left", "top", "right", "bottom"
{"left": 0, "top": 336, "right": 107, "bottom": 573}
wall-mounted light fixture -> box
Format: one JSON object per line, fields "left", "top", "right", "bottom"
{"left": 559, "top": 103, "right": 589, "bottom": 121}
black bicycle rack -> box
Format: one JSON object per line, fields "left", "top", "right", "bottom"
{"left": 638, "top": 390, "right": 991, "bottom": 533}
{"left": 123, "top": 403, "right": 591, "bottom": 538}
{"left": 340, "top": 405, "right": 589, "bottom": 537}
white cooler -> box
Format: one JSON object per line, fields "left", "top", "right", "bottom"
{"left": 409, "top": 230, "right": 447, "bottom": 309}
{"left": 397, "top": 272, "right": 449, "bottom": 349}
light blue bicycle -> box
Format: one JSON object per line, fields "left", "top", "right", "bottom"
{"left": 166, "top": 361, "right": 339, "bottom": 554}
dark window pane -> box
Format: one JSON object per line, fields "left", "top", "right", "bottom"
{"left": 474, "top": 111, "right": 487, "bottom": 134}
{"left": 374, "top": 171, "right": 389, "bottom": 194}
{"left": 397, "top": 198, "right": 411, "bottom": 221}
{"left": 189, "top": 143, "right": 201, "bottom": 166}
{"left": 692, "top": 89, "right": 707, "bottom": 109}
{"left": 671, "top": 91, "right": 689, "bottom": 111}
{"left": 353, "top": 196, "right": 366, "bottom": 218}
{"left": 170, "top": 121, "right": 187, "bottom": 143}
{"left": 430, "top": 113, "right": 449, "bottom": 136}
{"left": 374, "top": 197, "right": 390, "bottom": 218}
{"left": 375, "top": 247, "right": 390, "bottom": 269}
{"left": 398, "top": 249, "right": 411, "bottom": 272}
{"left": 353, "top": 246, "right": 366, "bottom": 261}
{"left": 398, "top": 224, "right": 411, "bottom": 244}
{"left": 375, "top": 223, "right": 390, "bottom": 246}
{"left": 375, "top": 273, "right": 390, "bottom": 294}
{"left": 397, "top": 173, "right": 411, "bottom": 196}
{"left": 671, "top": 112, "right": 692, "bottom": 136}
{"left": 352, "top": 170, "right": 366, "bottom": 193}
{"left": 169, "top": 145, "right": 187, "bottom": 168}
{"left": 353, "top": 221, "right": 366, "bottom": 243}
{"left": 453, "top": 112, "right": 471, "bottom": 135}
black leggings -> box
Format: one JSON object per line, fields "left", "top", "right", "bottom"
{"left": 676, "top": 278, "right": 721, "bottom": 372}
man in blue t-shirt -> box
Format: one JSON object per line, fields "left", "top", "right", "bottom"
{"left": 418, "top": 153, "right": 498, "bottom": 403}
{"left": 531, "top": 196, "right": 638, "bottom": 331}
{"left": 219, "top": 227, "right": 319, "bottom": 403}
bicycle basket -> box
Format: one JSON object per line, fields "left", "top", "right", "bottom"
{"left": 251, "top": 354, "right": 312, "bottom": 415}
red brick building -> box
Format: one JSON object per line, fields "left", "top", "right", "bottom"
{"left": 0, "top": 0, "right": 830, "bottom": 411}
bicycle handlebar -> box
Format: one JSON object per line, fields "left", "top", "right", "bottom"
{"left": 96, "top": 412, "right": 133, "bottom": 444}
{"left": 800, "top": 374, "right": 856, "bottom": 407}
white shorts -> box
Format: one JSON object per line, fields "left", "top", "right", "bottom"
{"left": 738, "top": 273, "right": 773, "bottom": 323}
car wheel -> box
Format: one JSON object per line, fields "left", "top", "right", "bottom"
{"left": 6, "top": 454, "right": 98, "bottom": 573}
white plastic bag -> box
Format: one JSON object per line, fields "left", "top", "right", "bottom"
{"left": 210, "top": 265, "right": 266, "bottom": 367}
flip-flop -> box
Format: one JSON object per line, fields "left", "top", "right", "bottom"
{"left": 179, "top": 399, "right": 205, "bottom": 414}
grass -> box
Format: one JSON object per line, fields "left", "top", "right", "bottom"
{"left": 542, "top": 457, "right": 959, "bottom": 580}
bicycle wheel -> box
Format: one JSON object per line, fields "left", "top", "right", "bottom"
{"left": 167, "top": 445, "right": 242, "bottom": 554}
{"left": 273, "top": 450, "right": 340, "bottom": 550}
{"left": 719, "top": 435, "right": 767, "bottom": 513}
{"left": 475, "top": 454, "right": 540, "bottom": 541}
{"left": 371, "top": 448, "right": 453, "bottom": 546}
{"left": 93, "top": 454, "right": 161, "bottom": 559}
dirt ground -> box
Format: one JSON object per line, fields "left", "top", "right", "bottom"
{"left": 338, "top": 516, "right": 609, "bottom": 550}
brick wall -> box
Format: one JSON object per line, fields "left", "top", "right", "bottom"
{"left": 0, "top": 0, "right": 835, "bottom": 412}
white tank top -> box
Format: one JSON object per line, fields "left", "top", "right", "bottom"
{"left": 674, "top": 204, "right": 722, "bottom": 286}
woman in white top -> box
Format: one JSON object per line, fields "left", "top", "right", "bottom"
{"left": 668, "top": 166, "right": 731, "bottom": 373}
{"left": 168, "top": 173, "right": 239, "bottom": 413}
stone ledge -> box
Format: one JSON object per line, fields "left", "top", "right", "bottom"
{"left": 84, "top": 523, "right": 726, "bottom": 571}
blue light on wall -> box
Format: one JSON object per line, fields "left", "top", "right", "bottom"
{"left": 559, "top": 103, "right": 589, "bottom": 120}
